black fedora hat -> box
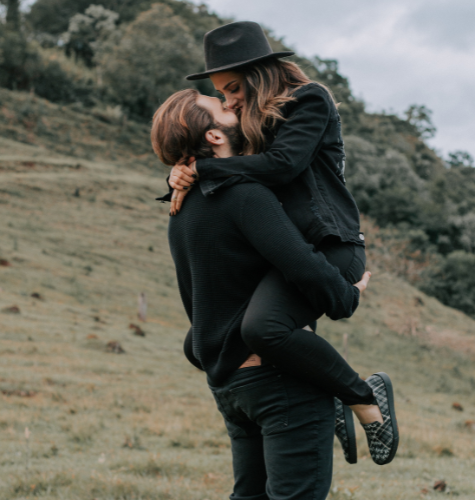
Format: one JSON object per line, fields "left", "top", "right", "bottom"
{"left": 186, "top": 21, "right": 294, "bottom": 81}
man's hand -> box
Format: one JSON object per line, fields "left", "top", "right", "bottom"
{"left": 353, "top": 271, "right": 371, "bottom": 293}
{"left": 169, "top": 158, "right": 198, "bottom": 191}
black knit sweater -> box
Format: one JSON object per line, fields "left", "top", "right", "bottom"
{"left": 168, "top": 182, "right": 360, "bottom": 386}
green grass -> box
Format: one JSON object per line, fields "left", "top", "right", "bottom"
{"left": 1, "top": 88, "right": 475, "bottom": 499}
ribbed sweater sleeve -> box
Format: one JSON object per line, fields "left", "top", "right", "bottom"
{"left": 235, "top": 184, "right": 359, "bottom": 320}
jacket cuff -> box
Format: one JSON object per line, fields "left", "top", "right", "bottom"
{"left": 155, "top": 175, "right": 172, "bottom": 202}
{"left": 196, "top": 158, "right": 212, "bottom": 180}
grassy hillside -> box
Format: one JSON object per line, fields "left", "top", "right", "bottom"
{"left": 1, "top": 89, "right": 475, "bottom": 499}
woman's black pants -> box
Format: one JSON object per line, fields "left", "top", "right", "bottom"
{"left": 241, "top": 239, "right": 374, "bottom": 406}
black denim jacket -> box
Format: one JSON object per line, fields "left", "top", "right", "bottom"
{"left": 159, "top": 83, "right": 363, "bottom": 248}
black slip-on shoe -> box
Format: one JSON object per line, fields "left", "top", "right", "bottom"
{"left": 335, "top": 397, "right": 357, "bottom": 464}
{"left": 362, "top": 372, "right": 399, "bottom": 465}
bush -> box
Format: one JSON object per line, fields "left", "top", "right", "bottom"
{"left": 31, "top": 59, "right": 96, "bottom": 105}
{"left": 420, "top": 251, "right": 475, "bottom": 316}
{"left": 0, "top": 23, "right": 95, "bottom": 105}
{"left": 345, "top": 136, "right": 427, "bottom": 225}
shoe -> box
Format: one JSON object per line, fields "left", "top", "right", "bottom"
{"left": 362, "top": 372, "right": 399, "bottom": 465}
{"left": 334, "top": 398, "right": 357, "bottom": 464}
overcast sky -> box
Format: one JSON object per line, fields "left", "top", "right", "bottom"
{"left": 190, "top": 0, "right": 475, "bottom": 160}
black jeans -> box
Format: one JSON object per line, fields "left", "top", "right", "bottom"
{"left": 209, "top": 365, "right": 335, "bottom": 500}
{"left": 241, "top": 239, "right": 374, "bottom": 406}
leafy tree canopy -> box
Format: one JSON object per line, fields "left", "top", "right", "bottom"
{"left": 63, "top": 4, "right": 119, "bottom": 66}
{"left": 447, "top": 150, "right": 474, "bottom": 169}
{"left": 98, "top": 3, "right": 203, "bottom": 118}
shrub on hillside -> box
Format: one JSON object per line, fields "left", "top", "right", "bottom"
{"left": 345, "top": 136, "right": 426, "bottom": 225}
{"left": 31, "top": 60, "right": 96, "bottom": 105}
{"left": 0, "top": 20, "right": 95, "bottom": 104}
{"left": 420, "top": 251, "right": 475, "bottom": 316}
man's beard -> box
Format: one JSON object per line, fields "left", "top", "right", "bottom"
{"left": 216, "top": 123, "right": 245, "bottom": 156}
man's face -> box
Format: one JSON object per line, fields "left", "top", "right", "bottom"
{"left": 196, "top": 95, "right": 239, "bottom": 128}
{"left": 196, "top": 95, "right": 243, "bottom": 156}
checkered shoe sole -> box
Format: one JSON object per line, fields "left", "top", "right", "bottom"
{"left": 335, "top": 398, "right": 357, "bottom": 464}
{"left": 363, "top": 372, "right": 399, "bottom": 465}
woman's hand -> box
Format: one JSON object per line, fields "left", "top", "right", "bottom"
{"left": 169, "top": 157, "right": 197, "bottom": 215}
{"left": 353, "top": 271, "right": 371, "bottom": 293}
{"left": 169, "top": 158, "right": 198, "bottom": 191}
{"left": 170, "top": 189, "right": 189, "bottom": 216}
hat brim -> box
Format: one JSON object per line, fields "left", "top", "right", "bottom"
{"left": 185, "top": 51, "right": 295, "bottom": 81}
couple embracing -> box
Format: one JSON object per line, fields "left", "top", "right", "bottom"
{"left": 151, "top": 21, "right": 399, "bottom": 500}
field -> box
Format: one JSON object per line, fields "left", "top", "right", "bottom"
{"left": 1, "top": 89, "right": 475, "bottom": 499}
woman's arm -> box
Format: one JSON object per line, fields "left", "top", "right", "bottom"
{"left": 170, "top": 85, "right": 333, "bottom": 191}
{"left": 236, "top": 184, "right": 361, "bottom": 321}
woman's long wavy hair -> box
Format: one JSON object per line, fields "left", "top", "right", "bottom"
{"left": 239, "top": 59, "right": 330, "bottom": 155}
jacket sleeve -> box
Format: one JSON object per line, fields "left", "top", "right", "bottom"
{"left": 197, "top": 85, "right": 332, "bottom": 187}
{"left": 235, "top": 184, "right": 360, "bottom": 320}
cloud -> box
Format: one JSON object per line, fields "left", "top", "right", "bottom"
{"left": 400, "top": 0, "right": 475, "bottom": 51}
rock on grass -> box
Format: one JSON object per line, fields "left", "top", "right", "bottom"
{"left": 1, "top": 305, "right": 21, "bottom": 314}
{"left": 106, "top": 341, "right": 125, "bottom": 354}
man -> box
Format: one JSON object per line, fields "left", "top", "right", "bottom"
{"left": 151, "top": 89, "right": 371, "bottom": 499}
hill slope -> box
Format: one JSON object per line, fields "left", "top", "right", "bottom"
{"left": 1, "top": 90, "right": 475, "bottom": 499}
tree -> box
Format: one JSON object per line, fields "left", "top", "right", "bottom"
{"left": 0, "top": 0, "right": 29, "bottom": 90}
{"left": 27, "top": 0, "right": 220, "bottom": 36}
{"left": 4, "top": 0, "right": 20, "bottom": 31}
{"left": 63, "top": 4, "right": 119, "bottom": 67}
{"left": 404, "top": 104, "right": 436, "bottom": 139}
{"left": 449, "top": 212, "right": 475, "bottom": 253}
{"left": 27, "top": 0, "right": 97, "bottom": 35}
{"left": 447, "top": 150, "right": 474, "bottom": 169}
{"left": 98, "top": 3, "right": 202, "bottom": 118}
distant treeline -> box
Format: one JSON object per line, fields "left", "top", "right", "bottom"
{"left": 1, "top": 0, "right": 475, "bottom": 315}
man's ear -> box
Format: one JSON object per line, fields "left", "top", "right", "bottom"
{"left": 205, "top": 129, "right": 225, "bottom": 146}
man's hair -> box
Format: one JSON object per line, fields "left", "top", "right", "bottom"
{"left": 151, "top": 89, "right": 216, "bottom": 166}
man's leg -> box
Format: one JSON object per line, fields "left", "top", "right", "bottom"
{"left": 216, "top": 367, "right": 334, "bottom": 499}
{"left": 228, "top": 428, "right": 269, "bottom": 500}
{"left": 263, "top": 375, "right": 335, "bottom": 500}
{"left": 210, "top": 386, "right": 268, "bottom": 500}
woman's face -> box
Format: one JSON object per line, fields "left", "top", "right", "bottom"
{"left": 210, "top": 71, "right": 245, "bottom": 114}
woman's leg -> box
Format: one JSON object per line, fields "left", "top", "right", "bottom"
{"left": 241, "top": 241, "right": 373, "bottom": 406}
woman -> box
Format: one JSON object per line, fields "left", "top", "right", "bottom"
{"left": 166, "top": 21, "right": 398, "bottom": 467}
